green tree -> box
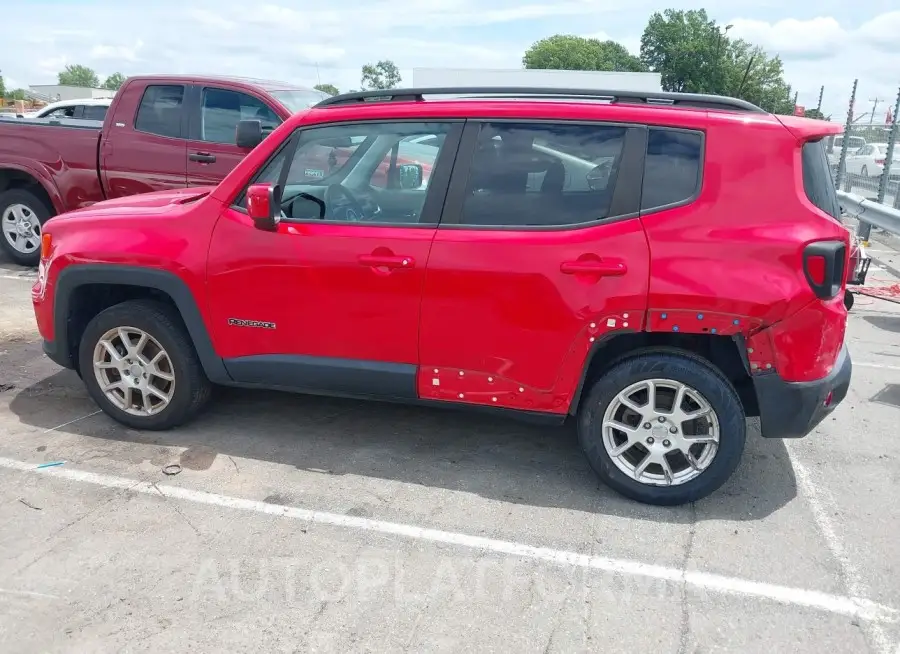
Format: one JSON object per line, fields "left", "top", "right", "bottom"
{"left": 7, "top": 88, "right": 27, "bottom": 100}
{"left": 803, "top": 108, "right": 830, "bottom": 121}
{"left": 58, "top": 64, "right": 100, "bottom": 87}
{"left": 314, "top": 83, "right": 339, "bottom": 96}
{"left": 523, "top": 35, "right": 645, "bottom": 72}
{"left": 0, "top": 72, "right": 5, "bottom": 98}
{"left": 640, "top": 8, "right": 794, "bottom": 114}
{"left": 360, "top": 60, "right": 401, "bottom": 90}
{"left": 102, "top": 72, "right": 126, "bottom": 91}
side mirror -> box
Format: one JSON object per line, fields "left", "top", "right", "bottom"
{"left": 398, "top": 163, "right": 423, "bottom": 190}
{"left": 236, "top": 119, "right": 263, "bottom": 149}
{"left": 246, "top": 183, "right": 281, "bottom": 231}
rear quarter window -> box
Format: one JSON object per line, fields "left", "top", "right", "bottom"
{"left": 640, "top": 128, "right": 703, "bottom": 212}
{"left": 801, "top": 139, "right": 841, "bottom": 220}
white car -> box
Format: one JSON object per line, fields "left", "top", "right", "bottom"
{"left": 19, "top": 97, "right": 112, "bottom": 120}
{"left": 826, "top": 134, "right": 866, "bottom": 167}
{"left": 844, "top": 142, "right": 900, "bottom": 179}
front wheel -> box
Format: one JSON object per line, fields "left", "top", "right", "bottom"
{"left": 578, "top": 352, "right": 746, "bottom": 506}
{"left": 0, "top": 188, "right": 52, "bottom": 267}
{"left": 78, "top": 299, "right": 213, "bottom": 430}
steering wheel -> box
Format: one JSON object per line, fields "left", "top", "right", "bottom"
{"left": 324, "top": 184, "right": 369, "bottom": 222}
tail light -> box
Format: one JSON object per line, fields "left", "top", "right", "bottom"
{"left": 875, "top": 158, "right": 885, "bottom": 165}
{"left": 803, "top": 241, "right": 846, "bottom": 299}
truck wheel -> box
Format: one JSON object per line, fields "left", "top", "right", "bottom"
{"left": 577, "top": 352, "right": 746, "bottom": 506}
{"left": 0, "top": 188, "right": 52, "bottom": 267}
{"left": 78, "top": 299, "right": 213, "bottom": 430}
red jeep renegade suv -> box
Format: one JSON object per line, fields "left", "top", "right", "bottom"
{"left": 32, "top": 87, "right": 852, "bottom": 505}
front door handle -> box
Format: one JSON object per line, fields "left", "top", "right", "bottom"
{"left": 560, "top": 259, "right": 627, "bottom": 276}
{"left": 189, "top": 152, "right": 216, "bottom": 163}
{"left": 358, "top": 254, "right": 416, "bottom": 269}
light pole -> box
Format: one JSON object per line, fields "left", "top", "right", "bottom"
{"left": 714, "top": 24, "right": 733, "bottom": 94}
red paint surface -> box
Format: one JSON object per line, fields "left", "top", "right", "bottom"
{"left": 33, "top": 97, "right": 850, "bottom": 413}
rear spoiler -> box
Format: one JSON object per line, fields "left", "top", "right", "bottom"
{"left": 774, "top": 115, "right": 843, "bottom": 142}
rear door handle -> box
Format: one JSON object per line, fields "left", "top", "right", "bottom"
{"left": 189, "top": 152, "right": 216, "bottom": 163}
{"left": 358, "top": 254, "right": 416, "bottom": 269}
{"left": 560, "top": 259, "right": 627, "bottom": 276}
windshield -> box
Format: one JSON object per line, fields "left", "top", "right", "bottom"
{"left": 270, "top": 89, "right": 330, "bottom": 113}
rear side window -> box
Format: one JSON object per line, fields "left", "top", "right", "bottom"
{"left": 457, "top": 122, "right": 628, "bottom": 228}
{"left": 641, "top": 129, "right": 703, "bottom": 212}
{"left": 83, "top": 105, "right": 108, "bottom": 121}
{"left": 135, "top": 85, "right": 185, "bottom": 139}
{"left": 802, "top": 139, "right": 841, "bottom": 220}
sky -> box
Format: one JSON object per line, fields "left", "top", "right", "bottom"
{"left": 2, "top": 0, "right": 899, "bottom": 122}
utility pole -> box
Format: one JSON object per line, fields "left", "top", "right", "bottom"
{"left": 869, "top": 97, "right": 880, "bottom": 125}
{"left": 816, "top": 85, "right": 824, "bottom": 113}
{"left": 793, "top": 90, "right": 799, "bottom": 110}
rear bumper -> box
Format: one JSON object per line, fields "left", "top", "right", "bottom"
{"left": 753, "top": 343, "right": 852, "bottom": 439}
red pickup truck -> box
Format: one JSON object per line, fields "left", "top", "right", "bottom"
{"left": 0, "top": 75, "right": 331, "bottom": 265}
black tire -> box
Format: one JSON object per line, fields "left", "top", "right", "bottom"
{"left": 78, "top": 299, "right": 213, "bottom": 430}
{"left": 577, "top": 351, "right": 746, "bottom": 506}
{"left": 844, "top": 290, "right": 854, "bottom": 311}
{"left": 0, "top": 188, "right": 53, "bottom": 267}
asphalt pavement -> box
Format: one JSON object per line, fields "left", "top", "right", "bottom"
{"left": 0, "top": 246, "right": 899, "bottom": 654}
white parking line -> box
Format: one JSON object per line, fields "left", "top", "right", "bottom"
{"left": 0, "top": 588, "right": 60, "bottom": 600}
{"left": 856, "top": 362, "right": 900, "bottom": 372}
{"left": 787, "top": 446, "right": 892, "bottom": 654}
{"left": 0, "top": 455, "right": 896, "bottom": 624}
{"left": 42, "top": 410, "right": 102, "bottom": 434}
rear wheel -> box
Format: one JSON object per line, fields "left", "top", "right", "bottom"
{"left": 78, "top": 299, "right": 212, "bottom": 430}
{"left": 0, "top": 188, "right": 51, "bottom": 267}
{"left": 578, "top": 352, "right": 746, "bottom": 506}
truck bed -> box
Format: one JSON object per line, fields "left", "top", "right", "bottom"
{"left": 0, "top": 118, "right": 105, "bottom": 212}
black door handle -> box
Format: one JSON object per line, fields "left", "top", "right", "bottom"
{"left": 189, "top": 152, "right": 216, "bottom": 163}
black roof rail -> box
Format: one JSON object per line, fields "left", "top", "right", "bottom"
{"left": 313, "top": 86, "right": 767, "bottom": 113}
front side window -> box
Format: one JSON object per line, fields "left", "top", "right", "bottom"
{"left": 237, "top": 121, "right": 454, "bottom": 225}
{"left": 640, "top": 128, "right": 703, "bottom": 212}
{"left": 134, "top": 84, "right": 185, "bottom": 138}
{"left": 457, "top": 122, "right": 627, "bottom": 227}
{"left": 200, "top": 88, "right": 282, "bottom": 144}
{"left": 45, "top": 106, "right": 76, "bottom": 118}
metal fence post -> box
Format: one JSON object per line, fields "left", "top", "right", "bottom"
{"left": 876, "top": 87, "right": 900, "bottom": 208}
{"left": 836, "top": 79, "right": 857, "bottom": 191}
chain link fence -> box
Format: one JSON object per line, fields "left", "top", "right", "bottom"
{"left": 827, "top": 83, "right": 900, "bottom": 218}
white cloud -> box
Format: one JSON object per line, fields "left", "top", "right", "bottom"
{"left": 727, "top": 17, "right": 846, "bottom": 59}
{"left": 726, "top": 13, "right": 900, "bottom": 121}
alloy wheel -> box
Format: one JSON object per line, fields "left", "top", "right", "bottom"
{"left": 1, "top": 203, "right": 41, "bottom": 254}
{"left": 601, "top": 378, "right": 720, "bottom": 486}
{"left": 92, "top": 326, "right": 176, "bottom": 416}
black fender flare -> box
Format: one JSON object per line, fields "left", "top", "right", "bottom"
{"left": 52, "top": 264, "right": 231, "bottom": 383}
